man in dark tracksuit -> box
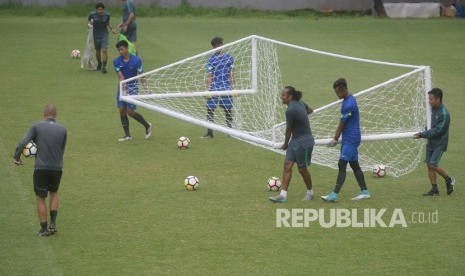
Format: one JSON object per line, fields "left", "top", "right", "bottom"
{"left": 414, "top": 88, "right": 455, "bottom": 196}
{"left": 14, "top": 104, "right": 67, "bottom": 236}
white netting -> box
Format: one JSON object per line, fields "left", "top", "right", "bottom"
{"left": 306, "top": 69, "right": 428, "bottom": 177}
{"left": 121, "top": 35, "right": 428, "bottom": 177}
{"left": 81, "top": 27, "right": 98, "bottom": 71}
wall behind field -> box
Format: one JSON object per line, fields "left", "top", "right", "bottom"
{"left": 1, "top": 0, "right": 461, "bottom": 11}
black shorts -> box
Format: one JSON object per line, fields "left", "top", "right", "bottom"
{"left": 33, "top": 169, "right": 62, "bottom": 198}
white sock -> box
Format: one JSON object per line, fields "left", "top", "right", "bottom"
{"left": 307, "top": 189, "right": 314, "bottom": 196}
{"left": 280, "top": 190, "right": 287, "bottom": 198}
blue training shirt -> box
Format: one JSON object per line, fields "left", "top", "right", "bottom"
{"left": 113, "top": 54, "right": 143, "bottom": 94}
{"left": 206, "top": 53, "right": 234, "bottom": 91}
{"left": 340, "top": 94, "right": 361, "bottom": 146}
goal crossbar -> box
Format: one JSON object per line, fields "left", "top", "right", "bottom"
{"left": 312, "top": 132, "right": 420, "bottom": 146}
{"left": 121, "top": 35, "right": 254, "bottom": 85}
{"left": 256, "top": 35, "right": 425, "bottom": 70}
{"left": 121, "top": 89, "right": 255, "bottom": 100}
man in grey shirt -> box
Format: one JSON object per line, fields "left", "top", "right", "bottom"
{"left": 88, "top": 2, "right": 116, "bottom": 73}
{"left": 269, "top": 86, "right": 315, "bottom": 203}
{"left": 14, "top": 104, "right": 67, "bottom": 236}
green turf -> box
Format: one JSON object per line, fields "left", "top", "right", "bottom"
{"left": 1, "top": 15, "right": 464, "bottom": 275}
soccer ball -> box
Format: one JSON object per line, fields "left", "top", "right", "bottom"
{"left": 22, "top": 142, "right": 37, "bottom": 157}
{"left": 71, "top": 49, "right": 81, "bottom": 59}
{"left": 184, "top": 176, "right": 199, "bottom": 191}
{"left": 267, "top": 176, "right": 282, "bottom": 191}
{"left": 177, "top": 136, "right": 190, "bottom": 149}
{"left": 372, "top": 164, "right": 386, "bottom": 177}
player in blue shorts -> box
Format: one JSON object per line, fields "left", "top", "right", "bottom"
{"left": 202, "top": 36, "right": 235, "bottom": 138}
{"left": 114, "top": 40, "right": 152, "bottom": 141}
{"left": 414, "top": 88, "right": 455, "bottom": 196}
{"left": 322, "top": 78, "right": 370, "bottom": 202}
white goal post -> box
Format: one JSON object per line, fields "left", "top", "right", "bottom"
{"left": 120, "top": 35, "right": 430, "bottom": 177}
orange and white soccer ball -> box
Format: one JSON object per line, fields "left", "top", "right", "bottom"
{"left": 71, "top": 49, "right": 81, "bottom": 59}
{"left": 177, "top": 136, "right": 190, "bottom": 149}
{"left": 372, "top": 164, "right": 386, "bottom": 177}
{"left": 22, "top": 142, "right": 37, "bottom": 158}
{"left": 267, "top": 176, "right": 282, "bottom": 191}
{"left": 184, "top": 176, "right": 199, "bottom": 191}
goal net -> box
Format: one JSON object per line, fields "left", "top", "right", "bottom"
{"left": 120, "top": 35, "right": 429, "bottom": 177}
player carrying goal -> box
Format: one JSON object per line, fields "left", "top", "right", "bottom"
{"left": 269, "top": 86, "right": 315, "bottom": 203}
{"left": 322, "top": 78, "right": 371, "bottom": 202}
{"left": 202, "top": 36, "right": 235, "bottom": 138}
{"left": 414, "top": 88, "right": 455, "bottom": 196}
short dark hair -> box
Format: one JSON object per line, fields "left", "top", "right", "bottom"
{"left": 428, "top": 88, "right": 443, "bottom": 102}
{"left": 284, "top": 86, "right": 303, "bottom": 101}
{"left": 211, "top": 36, "right": 224, "bottom": 47}
{"left": 333, "top": 78, "right": 348, "bottom": 90}
{"left": 116, "top": 40, "right": 129, "bottom": 49}
{"left": 96, "top": 2, "right": 105, "bottom": 9}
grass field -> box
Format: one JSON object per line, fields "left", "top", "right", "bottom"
{"left": 1, "top": 12, "right": 464, "bottom": 275}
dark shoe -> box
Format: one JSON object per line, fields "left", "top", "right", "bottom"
{"left": 423, "top": 189, "right": 439, "bottom": 196}
{"left": 447, "top": 185, "right": 454, "bottom": 195}
{"left": 446, "top": 177, "right": 455, "bottom": 195}
{"left": 37, "top": 229, "right": 50, "bottom": 237}
{"left": 96, "top": 63, "right": 102, "bottom": 71}
{"left": 48, "top": 224, "right": 57, "bottom": 235}
{"left": 101, "top": 67, "right": 107, "bottom": 74}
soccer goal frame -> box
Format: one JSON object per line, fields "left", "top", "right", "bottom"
{"left": 119, "top": 35, "right": 431, "bottom": 177}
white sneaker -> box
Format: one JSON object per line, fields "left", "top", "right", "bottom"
{"left": 351, "top": 190, "right": 371, "bottom": 201}
{"left": 302, "top": 193, "right": 314, "bottom": 201}
{"left": 268, "top": 194, "right": 287, "bottom": 203}
{"left": 145, "top": 123, "right": 153, "bottom": 139}
{"left": 118, "top": 136, "right": 133, "bottom": 142}
{"left": 321, "top": 192, "right": 338, "bottom": 202}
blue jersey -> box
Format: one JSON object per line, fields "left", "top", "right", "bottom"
{"left": 206, "top": 53, "right": 234, "bottom": 91}
{"left": 113, "top": 54, "right": 143, "bottom": 94}
{"left": 340, "top": 94, "right": 361, "bottom": 146}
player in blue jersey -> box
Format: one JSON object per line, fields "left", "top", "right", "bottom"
{"left": 322, "top": 78, "right": 370, "bottom": 202}
{"left": 88, "top": 2, "right": 116, "bottom": 73}
{"left": 202, "top": 36, "right": 235, "bottom": 138}
{"left": 414, "top": 88, "right": 455, "bottom": 196}
{"left": 118, "top": 0, "right": 138, "bottom": 55}
{"left": 114, "top": 40, "right": 152, "bottom": 142}
{"left": 269, "top": 86, "right": 315, "bottom": 203}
